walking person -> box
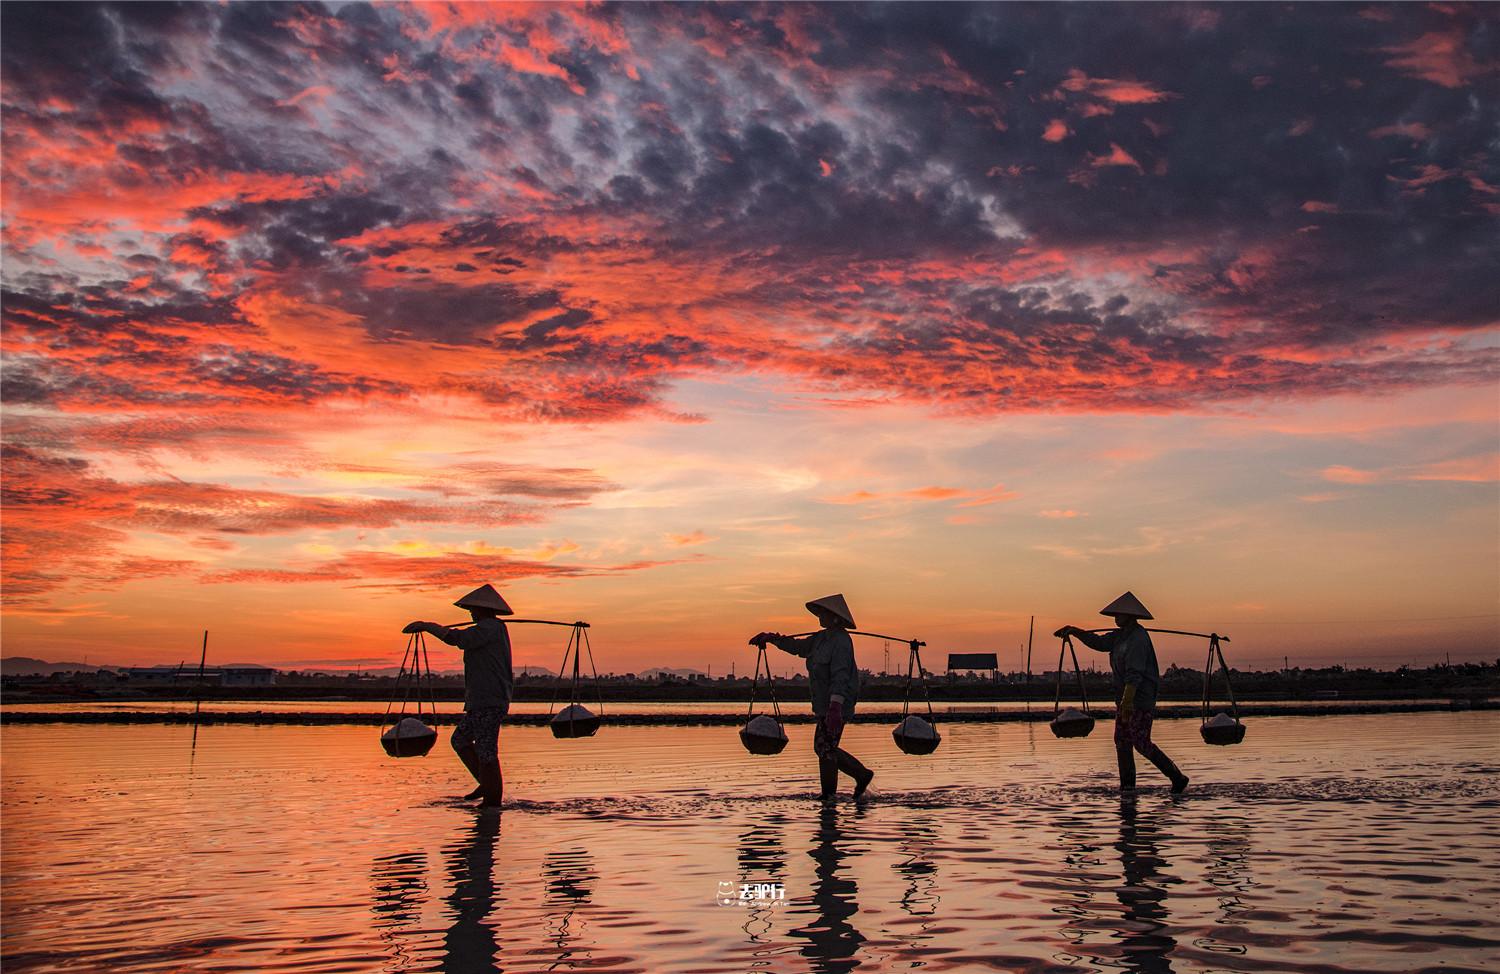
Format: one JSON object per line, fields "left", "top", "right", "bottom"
{"left": 750, "top": 594, "right": 874, "bottom": 802}
{"left": 405, "top": 583, "right": 514, "bottom": 808}
{"left": 1056, "top": 592, "right": 1189, "bottom": 794}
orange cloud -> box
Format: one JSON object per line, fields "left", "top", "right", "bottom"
{"left": 665, "top": 530, "right": 716, "bottom": 546}
{"left": 1321, "top": 465, "right": 1381, "bottom": 484}
{"left": 1059, "top": 69, "right": 1178, "bottom": 104}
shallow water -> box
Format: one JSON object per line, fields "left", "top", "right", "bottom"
{"left": 3, "top": 697, "right": 1467, "bottom": 716}
{"left": 4, "top": 713, "right": 1498, "bottom": 973}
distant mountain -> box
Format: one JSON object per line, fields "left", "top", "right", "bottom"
{"left": 2, "top": 657, "right": 116, "bottom": 676}
{"left": 639, "top": 666, "right": 708, "bottom": 679}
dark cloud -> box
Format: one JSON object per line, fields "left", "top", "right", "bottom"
{"left": 3, "top": 2, "right": 1496, "bottom": 425}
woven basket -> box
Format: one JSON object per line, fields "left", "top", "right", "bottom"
{"left": 1049, "top": 708, "right": 1096, "bottom": 738}
{"left": 739, "top": 714, "right": 789, "bottom": 755}
{"left": 550, "top": 704, "right": 602, "bottom": 739}
{"left": 892, "top": 715, "right": 942, "bottom": 755}
{"left": 380, "top": 717, "right": 438, "bottom": 757}
{"left": 1200, "top": 713, "right": 1247, "bottom": 746}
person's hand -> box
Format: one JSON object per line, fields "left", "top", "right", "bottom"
{"left": 748, "top": 632, "right": 768, "bottom": 648}
{"left": 1119, "top": 685, "right": 1137, "bottom": 721}
{"left": 1053, "top": 625, "right": 1074, "bottom": 639}
{"left": 403, "top": 621, "right": 429, "bottom": 634}
{"left": 824, "top": 699, "right": 845, "bottom": 737}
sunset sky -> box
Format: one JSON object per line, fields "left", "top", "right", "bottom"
{"left": 3, "top": 2, "right": 1496, "bottom": 674}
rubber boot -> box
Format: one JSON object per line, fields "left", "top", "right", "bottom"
{"left": 1116, "top": 744, "right": 1137, "bottom": 792}
{"left": 1146, "top": 749, "right": 1189, "bottom": 794}
{"left": 818, "top": 756, "right": 839, "bottom": 801}
{"left": 476, "top": 759, "right": 503, "bottom": 808}
{"left": 836, "top": 749, "right": 875, "bottom": 800}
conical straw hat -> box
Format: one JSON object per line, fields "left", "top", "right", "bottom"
{"left": 454, "top": 583, "right": 514, "bottom": 615}
{"left": 805, "top": 593, "right": 855, "bottom": 628}
{"left": 1099, "top": 591, "right": 1152, "bottom": 620}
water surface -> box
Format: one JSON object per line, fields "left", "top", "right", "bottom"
{"left": 4, "top": 713, "right": 1498, "bottom": 973}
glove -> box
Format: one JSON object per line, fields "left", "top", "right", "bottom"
{"left": 402, "top": 621, "right": 428, "bottom": 634}
{"left": 747, "top": 632, "right": 768, "bottom": 648}
{"left": 824, "top": 699, "right": 845, "bottom": 738}
{"left": 1119, "top": 684, "right": 1137, "bottom": 720}
{"left": 1053, "top": 626, "right": 1072, "bottom": 639}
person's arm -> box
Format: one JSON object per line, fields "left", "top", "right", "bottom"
{"left": 404, "top": 621, "right": 481, "bottom": 650}
{"left": 1054, "top": 625, "right": 1116, "bottom": 653}
{"left": 768, "top": 633, "right": 814, "bottom": 658}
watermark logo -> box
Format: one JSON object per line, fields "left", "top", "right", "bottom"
{"left": 716, "top": 880, "right": 786, "bottom": 907}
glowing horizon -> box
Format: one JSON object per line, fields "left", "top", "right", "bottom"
{"left": 3, "top": 2, "right": 1496, "bottom": 673}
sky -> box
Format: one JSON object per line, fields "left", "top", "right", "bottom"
{"left": 2, "top": 2, "right": 1497, "bottom": 675}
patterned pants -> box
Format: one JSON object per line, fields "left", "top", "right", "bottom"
{"left": 812, "top": 714, "right": 845, "bottom": 759}
{"left": 451, "top": 705, "right": 507, "bottom": 761}
{"left": 1113, "top": 707, "right": 1168, "bottom": 762}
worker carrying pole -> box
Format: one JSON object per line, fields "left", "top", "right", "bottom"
{"left": 1055, "top": 591, "right": 1189, "bottom": 795}
{"left": 404, "top": 583, "right": 515, "bottom": 809}
{"left": 749, "top": 593, "right": 875, "bottom": 803}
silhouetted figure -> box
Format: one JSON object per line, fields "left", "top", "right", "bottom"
{"left": 406, "top": 583, "right": 515, "bottom": 807}
{"left": 440, "top": 812, "right": 502, "bottom": 973}
{"left": 751, "top": 594, "right": 874, "bottom": 801}
{"left": 1057, "top": 592, "right": 1188, "bottom": 794}
{"left": 735, "top": 820, "right": 788, "bottom": 945}
{"left": 1112, "top": 797, "right": 1179, "bottom": 973}
{"left": 787, "top": 803, "right": 865, "bottom": 972}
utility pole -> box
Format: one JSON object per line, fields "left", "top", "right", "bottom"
{"left": 1025, "top": 615, "right": 1034, "bottom": 709}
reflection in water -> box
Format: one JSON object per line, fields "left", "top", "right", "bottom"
{"left": 441, "top": 812, "right": 502, "bottom": 973}
{"left": 737, "top": 818, "right": 788, "bottom": 943}
{"left": 893, "top": 815, "right": 940, "bottom": 919}
{"left": 543, "top": 847, "right": 597, "bottom": 970}
{"left": 1196, "top": 812, "right": 1255, "bottom": 959}
{"left": 371, "top": 850, "right": 430, "bottom": 972}
{"left": 887, "top": 813, "right": 941, "bottom": 964}
{"left": 787, "top": 804, "right": 866, "bottom": 973}
{"left": 1112, "top": 797, "right": 1179, "bottom": 973}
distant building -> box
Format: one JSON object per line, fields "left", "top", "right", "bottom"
{"left": 219, "top": 665, "right": 276, "bottom": 688}
{"left": 948, "top": 653, "right": 999, "bottom": 680}
{"left": 123, "top": 665, "right": 187, "bottom": 683}
{"left": 122, "top": 664, "right": 277, "bottom": 687}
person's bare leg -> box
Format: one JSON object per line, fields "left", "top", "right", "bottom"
{"left": 477, "top": 758, "right": 503, "bottom": 808}
{"left": 456, "top": 744, "right": 484, "bottom": 799}
{"left": 835, "top": 749, "right": 874, "bottom": 800}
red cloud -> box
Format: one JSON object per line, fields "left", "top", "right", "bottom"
{"left": 1381, "top": 29, "right": 1494, "bottom": 88}
{"left": 1059, "top": 69, "right": 1178, "bottom": 104}
{"left": 0, "top": 444, "right": 614, "bottom": 604}
{"left": 822, "top": 484, "right": 1016, "bottom": 507}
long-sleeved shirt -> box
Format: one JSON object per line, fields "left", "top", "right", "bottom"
{"left": 432, "top": 617, "right": 513, "bottom": 710}
{"left": 772, "top": 628, "right": 859, "bottom": 716}
{"left": 1074, "top": 625, "right": 1159, "bottom": 711}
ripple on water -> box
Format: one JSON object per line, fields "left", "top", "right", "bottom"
{"left": 3, "top": 714, "right": 1499, "bottom": 973}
